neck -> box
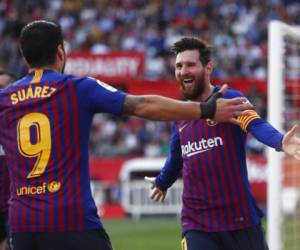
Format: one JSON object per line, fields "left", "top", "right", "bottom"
{"left": 196, "top": 83, "right": 214, "bottom": 102}
{"left": 29, "top": 65, "right": 60, "bottom": 73}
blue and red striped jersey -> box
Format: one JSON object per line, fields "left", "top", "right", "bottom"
{"left": 0, "top": 69, "right": 126, "bottom": 232}
{"left": 0, "top": 144, "right": 9, "bottom": 213}
{"left": 156, "top": 86, "right": 283, "bottom": 233}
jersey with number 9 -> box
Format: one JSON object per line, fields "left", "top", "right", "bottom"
{"left": 0, "top": 69, "right": 127, "bottom": 232}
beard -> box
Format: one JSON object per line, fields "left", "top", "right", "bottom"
{"left": 180, "top": 71, "right": 206, "bottom": 100}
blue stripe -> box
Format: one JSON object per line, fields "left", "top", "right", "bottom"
{"left": 28, "top": 92, "right": 38, "bottom": 231}
{"left": 55, "top": 83, "right": 69, "bottom": 231}
{"left": 193, "top": 121, "right": 206, "bottom": 230}
{"left": 187, "top": 121, "right": 200, "bottom": 230}
{"left": 222, "top": 124, "right": 247, "bottom": 227}
{"left": 45, "top": 80, "right": 57, "bottom": 231}
{"left": 214, "top": 124, "right": 235, "bottom": 230}
{"left": 207, "top": 124, "right": 227, "bottom": 230}
{"left": 199, "top": 121, "right": 217, "bottom": 231}
{"left": 65, "top": 83, "right": 79, "bottom": 229}
{"left": 6, "top": 92, "right": 19, "bottom": 231}
{"left": 234, "top": 128, "right": 260, "bottom": 225}
{"left": 182, "top": 124, "right": 192, "bottom": 231}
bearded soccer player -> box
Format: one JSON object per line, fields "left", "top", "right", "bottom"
{"left": 0, "top": 21, "right": 252, "bottom": 250}
{"left": 0, "top": 70, "right": 17, "bottom": 250}
{"left": 145, "top": 37, "right": 300, "bottom": 250}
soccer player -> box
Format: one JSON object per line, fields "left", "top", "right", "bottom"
{"left": 145, "top": 37, "right": 300, "bottom": 250}
{"left": 0, "top": 21, "right": 252, "bottom": 250}
{"left": 0, "top": 70, "right": 17, "bottom": 250}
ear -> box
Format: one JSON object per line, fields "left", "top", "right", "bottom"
{"left": 205, "top": 61, "right": 213, "bottom": 74}
{"left": 57, "top": 44, "right": 65, "bottom": 61}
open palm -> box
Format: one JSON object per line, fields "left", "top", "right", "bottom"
{"left": 282, "top": 125, "right": 300, "bottom": 160}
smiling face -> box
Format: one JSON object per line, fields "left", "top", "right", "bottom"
{"left": 175, "top": 49, "right": 208, "bottom": 100}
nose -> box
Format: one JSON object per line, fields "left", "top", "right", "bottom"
{"left": 179, "top": 65, "right": 189, "bottom": 75}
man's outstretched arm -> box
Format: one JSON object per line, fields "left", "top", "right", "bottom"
{"left": 123, "top": 84, "right": 252, "bottom": 124}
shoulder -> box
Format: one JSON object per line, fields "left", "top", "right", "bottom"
{"left": 69, "top": 76, "right": 118, "bottom": 92}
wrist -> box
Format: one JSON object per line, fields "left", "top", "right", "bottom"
{"left": 199, "top": 92, "right": 222, "bottom": 119}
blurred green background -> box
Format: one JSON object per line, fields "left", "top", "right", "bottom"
{"left": 104, "top": 218, "right": 181, "bottom": 250}
{"left": 104, "top": 218, "right": 299, "bottom": 250}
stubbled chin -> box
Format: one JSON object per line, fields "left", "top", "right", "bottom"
{"left": 182, "top": 83, "right": 194, "bottom": 93}
{"left": 181, "top": 87, "right": 195, "bottom": 99}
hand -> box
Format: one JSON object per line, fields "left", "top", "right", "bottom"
{"left": 282, "top": 124, "right": 300, "bottom": 160}
{"left": 214, "top": 84, "right": 253, "bottom": 125}
{"left": 144, "top": 176, "right": 167, "bottom": 202}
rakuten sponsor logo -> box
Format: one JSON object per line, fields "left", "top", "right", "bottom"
{"left": 181, "top": 137, "right": 223, "bottom": 157}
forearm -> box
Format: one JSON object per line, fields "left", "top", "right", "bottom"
{"left": 123, "top": 94, "right": 200, "bottom": 121}
{"left": 248, "top": 118, "right": 284, "bottom": 151}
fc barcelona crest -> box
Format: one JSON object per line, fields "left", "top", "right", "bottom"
{"left": 206, "top": 119, "right": 217, "bottom": 126}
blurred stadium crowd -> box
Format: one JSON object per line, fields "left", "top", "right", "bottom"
{"left": 0, "top": 0, "right": 299, "bottom": 157}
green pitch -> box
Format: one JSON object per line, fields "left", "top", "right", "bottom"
{"left": 103, "top": 217, "right": 182, "bottom": 250}
{"left": 104, "top": 217, "right": 299, "bottom": 250}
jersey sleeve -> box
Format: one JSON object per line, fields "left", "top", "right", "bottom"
{"left": 223, "top": 88, "right": 260, "bottom": 132}
{"left": 76, "top": 77, "right": 127, "bottom": 116}
{"left": 247, "top": 118, "right": 284, "bottom": 151}
{"left": 237, "top": 109, "right": 261, "bottom": 131}
{"left": 224, "top": 88, "right": 283, "bottom": 150}
{"left": 155, "top": 123, "right": 183, "bottom": 191}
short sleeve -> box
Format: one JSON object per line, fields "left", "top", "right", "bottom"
{"left": 76, "top": 77, "right": 127, "bottom": 116}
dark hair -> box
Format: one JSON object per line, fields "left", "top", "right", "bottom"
{"left": 171, "top": 37, "right": 212, "bottom": 66}
{"left": 20, "top": 20, "right": 64, "bottom": 67}
{"left": 0, "top": 70, "right": 17, "bottom": 81}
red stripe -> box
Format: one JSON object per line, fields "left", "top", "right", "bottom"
{"left": 16, "top": 84, "right": 28, "bottom": 232}
{"left": 50, "top": 80, "right": 65, "bottom": 231}
{"left": 196, "top": 121, "right": 215, "bottom": 231}
{"left": 188, "top": 121, "right": 198, "bottom": 230}
{"left": 40, "top": 81, "right": 52, "bottom": 231}
{"left": 202, "top": 121, "right": 220, "bottom": 231}
{"left": 69, "top": 82, "right": 83, "bottom": 230}
{"left": 208, "top": 124, "right": 229, "bottom": 230}
{"left": 60, "top": 82, "right": 75, "bottom": 230}
{"left": 217, "top": 124, "right": 240, "bottom": 230}
{"left": 5, "top": 91, "right": 17, "bottom": 231}
{"left": 225, "top": 125, "right": 251, "bottom": 225}
{"left": 0, "top": 95, "right": 8, "bottom": 212}
{"left": 32, "top": 81, "right": 49, "bottom": 231}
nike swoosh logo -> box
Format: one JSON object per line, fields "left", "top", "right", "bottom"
{"left": 178, "top": 124, "right": 188, "bottom": 133}
{"left": 186, "top": 148, "right": 211, "bottom": 157}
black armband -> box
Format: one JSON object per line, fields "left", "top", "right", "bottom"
{"left": 200, "top": 92, "right": 223, "bottom": 119}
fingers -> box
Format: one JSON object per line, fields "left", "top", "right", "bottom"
{"left": 225, "top": 97, "right": 253, "bottom": 109}
{"left": 295, "top": 148, "right": 300, "bottom": 160}
{"left": 232, "top": 110, "right": 251, "bottom": 117}
{"left": 218, "top": 84, "right": 228, "bottom": 96}
{"left": 150, "top": 188, "right": 166, "bottom": 202}
{"left": 228, "top": 118, "right": 242, "bottom": 126}
{"left": 283, "top": 125, "right": 300, "bottom": 144}
{"left": 145, "top": 176, "right": 166, "bottom": 201}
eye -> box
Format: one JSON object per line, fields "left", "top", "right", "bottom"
{"left": 175, "top": 63, "right": 182, "bottom": 69}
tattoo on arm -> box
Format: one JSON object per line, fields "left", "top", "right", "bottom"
{"left": 123, "top": 95, "right": 145, "bottom": 115}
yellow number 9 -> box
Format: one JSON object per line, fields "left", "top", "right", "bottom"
{"left": 17, "top": 112, "right": 52, "bottom": 179}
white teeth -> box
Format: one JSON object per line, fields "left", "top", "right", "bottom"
{"left": 183, "top": 79, "right": 193, "bottom": 83}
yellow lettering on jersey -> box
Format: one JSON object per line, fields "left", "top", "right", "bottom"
{"left": 48, "top": 87, "right": 56, "bottom": 97}
{"left": 10, "top": 86, "right": 57, "bottom": 105}
{"left": 26, "top": 85, "right": 34, "bottom": 99}
{"left": 34, "top": 86, "right": 42, "bottom": 98}
{"left": 41, "top": 86, "right": 49, "bottom": 97}
{"left": 10, "top": 93, "right": 18, "bottom": 105}
{"left": 18, "top": 89, "right": 26, "bottom": 102}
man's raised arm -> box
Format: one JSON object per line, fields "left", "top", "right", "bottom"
{"left": 123, "top": 84, "right": 252, "bottom": 124}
